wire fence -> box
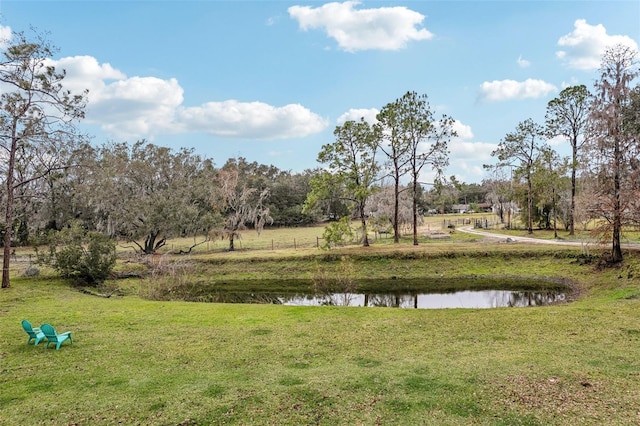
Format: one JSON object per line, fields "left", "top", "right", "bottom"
{"left": 160, "top": 226, "right": 413, "bottom": 254}
{"left": 442, "top": 217, "right": 502, "bottom": 230}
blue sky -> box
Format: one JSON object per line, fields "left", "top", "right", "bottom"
{"left": 1, "top": 1, "right": 639, "bottom": 183}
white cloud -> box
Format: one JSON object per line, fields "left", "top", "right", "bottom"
{"left": 447, "top": 120, "right": 495, "bottom": 162}
{"left": 451, "top": 120, "right": 474, "bottom": 140}
{"left": 547, "top": 135, "right": 566, "bottom": 147}
{"left": 47, "top": 55, "right": 327, "bottom": 140}
{"left": 375, "top": 119, "right": 491, "bottom": 183}
{"left": 443, "top": 120, "right": 496, "bottom": 182}
{"left": 417, "top": 120, "right": 495, "bottom": 183}
{"left": 556, "top": 19, "right": 639, "bottom": 70}
{"left": 93, "top": 77, "right": 184, "bottom": 138}
{"left": 288, "top": 1, "right": 433, "bottom": 52}
{"left": 561, "top": 77, "right": 580, "bottom": 89}
{"left": 517, "top": 55, "right": 530, "bottom": 68}
{"left": 479, "top": 78, "right": 557, "bottom": 102}
{"left": 337, "top": 108, "right": 379, "bottom": 124}
{"left": 178, "top": 101, "right": 328, "bottom": 139}
{"left": 0, "top": 25, "right": 12, "bottom": 50}
{"left": 47, "top": 56, "right": 127, "bottom": 99}
{"left": 446, "top": 138, "right": 497, "bottom": 183}
{"left": 450, "top": 140, "right": 496, "bottom": 162}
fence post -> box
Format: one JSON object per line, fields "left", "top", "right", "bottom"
{"left": 294, "top": 238, "right": 297, "bottom": 250}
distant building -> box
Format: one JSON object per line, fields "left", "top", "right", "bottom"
{"left": 452, "top": 203, "right": 493, "bottom": 214}
{"left": 451, "top": 204, "right": 469, "bottom": 214}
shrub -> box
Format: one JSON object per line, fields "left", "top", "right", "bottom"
{"left": 321, "top": 217, "right": 355, "bottom": 249}
{"left": 23, "top": 266, "right": 40, "bottom": 277}
{"left": 38, "top": 223, "right": 116, "bottom": 286}
{"left": 138, "top": 256, "right": 192, "bottom": 301}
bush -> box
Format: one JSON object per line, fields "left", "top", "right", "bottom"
{"left": 38, "top": 223, "right": 116, "bottom": 286}
{"left": 23, "top": 266, "right": 40, "bottom": 277}
{"left": 321, "top": 217, "right": 355, "bottom": 249}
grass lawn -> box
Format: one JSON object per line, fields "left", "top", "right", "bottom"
{"left": 2, "top": 226, "right": 640, "bottom": 425}
{"left": 119, "top": 214, "right": 484, "bottom": 255}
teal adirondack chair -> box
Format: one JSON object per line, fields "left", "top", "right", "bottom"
{"left": 40, "top": 323, "right": 73, "bottom": 350}
{"left": 21, "top": 319, "right": 45, "bottom": 345}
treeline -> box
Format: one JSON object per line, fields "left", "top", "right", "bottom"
{"left": 485, "top": 45, "right": 640, "bottom": 263}
{"left": 3, "top": 139, "right": 491, "bottom": 249}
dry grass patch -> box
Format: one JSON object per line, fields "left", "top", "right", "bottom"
{"left": 491, "top": 374, "right": 640, "bottom": 425}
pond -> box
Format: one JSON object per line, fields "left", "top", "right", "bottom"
{"left": 179, "top": 289, "right": 566, "bottom": 309}
{"left": 161, "top": 277, "right": 570, "bottom": 309}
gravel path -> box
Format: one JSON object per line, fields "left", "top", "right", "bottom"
{"left": 457, "top": 226, "right": 600, "bottom": 248}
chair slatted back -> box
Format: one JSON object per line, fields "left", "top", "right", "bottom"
{"left": 21, "top": 320, "right": 38, "bottom": 337}
{"left": 40, "top": 323, "right": 59, "bottom": 342}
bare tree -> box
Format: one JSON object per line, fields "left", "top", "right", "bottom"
{"left": 0, "top": 30, "right": 86, "bottom": 288}
{"left": 620, "top": 86, "right": 640, "bottom": 226}
{"left": 366, "top": 184, "right": 414, "bottom": 236}
{"left": 585, "top": 45, "right": 639, "bottom": 262}
{"left": 482, "top": 166, "right": 516, "bottom": 228}
{"left": 213, "top": 167, "right": 272, "bottom": 251}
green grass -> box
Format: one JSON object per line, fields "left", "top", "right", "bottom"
{"left": 121, "top": 214, "right": 485, "bottom": 255}
{"left": 2, "top": 230, "right": 640, "bottom": 424}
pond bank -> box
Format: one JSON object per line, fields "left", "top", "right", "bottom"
{"left": 131, "top": 247, "right": 598, "bottom": 304}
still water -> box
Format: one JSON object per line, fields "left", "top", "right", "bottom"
{"left": 197, "top": 290, "right": 566, "bottom": 309}
{"left": 280, "top": 290, "right": 565, "bottom": 309}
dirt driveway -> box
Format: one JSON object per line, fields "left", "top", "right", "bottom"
{"left": 457, "top": 226, "right": 598, "bottom": 248}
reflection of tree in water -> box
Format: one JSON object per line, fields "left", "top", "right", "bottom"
{"left": 173, "top": 288, "right": 566, "bottom": 308}
{"left": 490, "top": 291, "right": 565, "bottom": 307}
{"left": 314, "top": 293, "right": 356, "bottom": 306}
{"left": 365, "top": 294, "right": 417, "bottom": 308}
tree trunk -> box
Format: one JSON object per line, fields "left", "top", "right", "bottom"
{"left": 2, "top": 130, "right": 18, "bottom": 288}
{"left": 552, "top": 187, "right": 558, "bottom": 239}
{"left": 612, "top": 133, "right": 623, "bottom": 262}
{"left": 569, "top": 141, "right": 577, "bottom": 236}
{"left": 393, "top": 176, "right": 400, "bottom": 243}
{"left": 144, "top": 232, "right": 158, "bottom": 254}
{"left": 527, "top": 173, "right": 533, "bottom": 234}
{"left": 360, "top": 202, "right": 369, "bottom": 247}
{"left": 412, "top": 178, "right": 419, "bottom": 246}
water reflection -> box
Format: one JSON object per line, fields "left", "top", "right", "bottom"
{"left": 173, "top": 286, "right": 567, "bottom": 308}
{"left": 279, "top": 290, "right": 565, "bottom": 309}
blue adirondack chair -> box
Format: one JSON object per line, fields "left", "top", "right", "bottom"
{"left": 21, "top": 319, "right": 45, "bottom": 345}
{"left": 40, "top": 323, "right": 73, "bottom": 350}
